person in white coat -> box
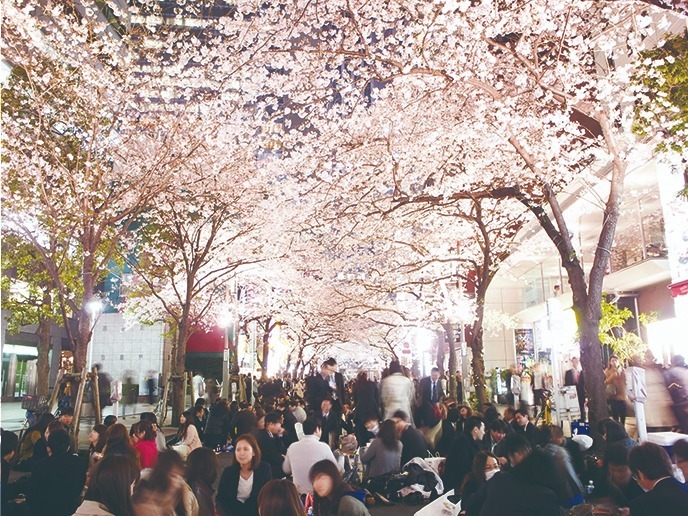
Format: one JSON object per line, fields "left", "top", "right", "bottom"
{"left": 380, "top": 360, "right": 415, "bottom": 423}
{"left": 192, "top": 372, "right": 205, "bottom": 403}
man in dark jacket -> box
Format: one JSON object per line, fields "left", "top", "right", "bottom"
{"left": 511, "top": 407, "right": 540, "bottom": 447}
{"left": 479, "top": 433, "right": 565, "bottom": 516}
{"left": 305, "top": 363, "right": 334, "bottom": 412}
{"left": 392, "top": 410, "right": 428, "bottom": 467}
{"left": 443, "top": 416, "right": 485, "bottom": 493}
{"left": 324, "top": 358, "right": 347, "bottom": 409}
{"left": 628, "top": 442, "right": 688, "bottom": 516}
{"left": 317, "top": 398, "right": 340, "bottom": 449}
{"left": 28, "top": 429, "right": 86, "bottom": 516}
{"left": 483, "top": 419, "right": 508, "bottom": 465}
{"left": 352, "top": 371, "right": 380, "bottom": 446}
{"left": 254, "top": 412, "right": 286, "bottom": 478}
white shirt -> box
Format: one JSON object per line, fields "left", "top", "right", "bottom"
{"left": 283, "top": 435, "right": 338, "bottom": 494}
{"left": 237, "top": 472, "right": 253, "bottom": 503}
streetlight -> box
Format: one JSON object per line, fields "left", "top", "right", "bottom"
{"left": 217, "top": 308, "right": 232, "bottom": 398}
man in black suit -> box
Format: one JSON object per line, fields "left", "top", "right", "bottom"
{"left": 564, "top": 357, "right": 586, "bottom": 421}
{"left": 306, "top": 363, "right": 334, "bottom": 413}
{"left": 443, "top": 416, "right": 485, "bottom": 493}
{"left": 392, "top": 410, "right": 428, "bottom": 468}
{"left": 483, "top": 419, "right": 509, "bottom": 465}
{"left": 27, "top": 429, "right": 86, "bottom": 516}
{"left": 628, "top": 442, "right": 688, "bottom": 516}
{"left": 352, "top": 371, "right": 381, "bottom": 446}
{"left": 318, "top": 398, "right": 340, "bottom": 449}
{"left": 510, "top": 407, "right": 540, "bottom": 448}
{"left": 324, "top": 358, "right": 347, "bottom": 410}
{"left": 254, "top": 412, "right": 286, "bottom": 478}
{"left": 418, "top": 367, "right": 444, "bottom": 427}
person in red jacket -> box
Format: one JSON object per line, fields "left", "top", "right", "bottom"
{"left": 134, "top": 419, "right": 158, "bottom": 469}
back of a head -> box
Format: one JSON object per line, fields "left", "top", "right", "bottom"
{"left": 302, "top": 417, "right": 321, "bottom": 436}
{"left": 143, "top": 449, "right": 184, "bottom": 493}
{"left": 185, "top": 447, "right": 218, "bottom": 486}
{"left": 138, "top": 419, "right": 156, "bottom": 441}
{"left": 265, "top": 411, "right": 282, "bottom": 426}
{"left": 503, "top": 433, "right": 531, "bottom": 458}
{"left": 35, "top": 412, "right": 56, "bottom": 433}
{"left": 603, "top": 419, "right": 629, "bottom": 443}
{"left": 140, "top": 412, "right": 158, "bottom": 426}
{"left": 103, "top": 415, "right": 118, "bottom": 428}
{"left": 389, "top": 360, "right": 402, "bottom": 374}
{"left": 605, "top": 442, "right": 631, "bottom": 467}
{"left": 673, "top": 439, "right": 688, "bottom": 462}
{"left": 258, "top": 479, "right": 304, "bottom": 516}
{"left": 47, "top": 429, "right": 71, "bottom": 455}
{"left": 489, "top": 419, "right": 508, "bottom": 434}
{"left": 1, "top": 429, "right": 19, "bottom": 458}
{"left": 391, "top": 410, "right": 409, "bottom": 422}
{"left": 86, "top": 454, "right": 140, "bottom": 516}
{"left": 379, "top": 419, "right": 399, "bottom": 450}
{"left": 629, "top": 442, "right": 673, "bottom": 481}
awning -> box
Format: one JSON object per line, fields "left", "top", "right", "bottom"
{"left": 669, "top": 279, "right": 688, "bottom": 298}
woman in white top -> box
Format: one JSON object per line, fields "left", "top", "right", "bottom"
{"left": 177, "top": 409, "right": 202, "bottom": 453}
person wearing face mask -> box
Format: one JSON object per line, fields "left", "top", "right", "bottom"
{"left": 443, "top": 416, "right": 486, "bottom": 494}
{"left": 216, "top": 434, "right": 273, "bottom": 516}
{"left": 626, "top": 442, "right": 688, "bottom": 516}
{"left": 459, "top": 452, "right": 500, "bottom": 516}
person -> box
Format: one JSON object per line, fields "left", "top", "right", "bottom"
{"left": 380, "top": 360, "right": 415, "bottom": 422}
{"left": 140, "top": 412, "right": 167, "bottom": 452}
{"left": 283, "top": 417, "right": 338, "bottom": 495}
{"left": 459, "top": 451, "right": 499, "bottom": 516}
{"left": 74, "top": 453, "right": 140, "bottom": 516}
{"left": 420, "top": 367, "right": 444, "bottom": 405}
{"left": 177, "top": 409, "right": 202, "bottom": 454}
{"left": 606, "top": 355, "right": 628, "bottom": 426}
{"left": 216, "top": 433, "right": 273, "bottom": 516}
{"left": 627, "top": 442, "right": 688, "bottom": 516}
{"left": 502, "top": 406, "right": 516, "bottom": 426}
{"left": 230, "top": 407, "right": 258, "bottom": 443}
{"left": 603, "top": 442, "right": 644, "bottom": 507}
{"left": 27, "top": 429, "right": 87, "bottom": 516}
{"left": 204, "top": 398, "right": 231, "bottom": 450}
{"left": 1, "top": 429, "right": 19, "bottom": 514}
{"left": 564, "top": 357, "right": 586, "bottom": 420}
{"left": 257, "top": 479, "right": 305, "bottom": 516}
{"left": 192, "top": 371, "right": 206, "bottom": 402}
{"left": 290, "top": 400, "right": 307, "bottom": 424}
{"left": 310, "top": 459, "right": 370, "bottom": 516}
{"left": 186, "top": 447, "right": 218, "bottom": 516}
{"left": 361, "top": 419, "right": 402, "bottom": 479}
{"left": 88, "top": 423, "right": 108, "bottom": 468}
{"left": 455, "top": 405, "right": 473, "bottom": 434}
{"left": 306, "top": 362, "right": 336, "bottom": 413}
{"left": 318, "top": 398, "right": 340, "bottom": 449}
{"left": 510, "top": 407, "right": 539, "bottom": 447}
{"left": 351, "top": 371, "right": 380, "bottom": 446}
{"left": 673, "top": 439, "right": 688, "bottom": 482}
{"left": 324, "top": 358, "right": 347, "bottom": 409}
{"left": 133, "top": 419, "right": 158, "bottom": 469}
{"left": 195, "top": 398, "right": 209, "bottom": 430}
{"left": 531, "top": 363, "right": 547, "bottom": 413}
{"left": 391, "top": 410, "right": 427, "bottom": 467}
{"left": 600, "top": 418, "right": 638, "bottom": 457}
{"left": 436, "top": 406, "right": 460, "bottom": 456}
{"left": 103, "top": 414, "right": 118, "bottom": 428}
{"left": 443, "top": 416, "right": 485, "bottom": 493}
{"left": 134, "top": 449, "right": 196, "bottom": 516}
{"left": 255, "top": 411, "right": 286, "bottom": 478}
{"left": 665, "top": 355, "right": 688, "bottom": 432}
{"left": 538, "top": 424, "right": 584, "bottom": 507}
{"left": 95, "top": 363, "right": 114, "bottom": 411}
{"left": 102, "top": 423, "right": 140, "bottom": 468}
{"left": 478, "top": 433, "right": 564, "bottom": 516}
{"left": 32, "top": 419, "right": 66, "bottom": 463}
{"left": 146, "top": 371, "right": 157, "bottom": 406}
{"left": 15, "top": 411, "right": 54, "bottom": 471}
{"left": 482, "top": 419, "right": 508, "bottom": 465}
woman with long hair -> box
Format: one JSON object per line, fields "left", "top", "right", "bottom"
{"left": 74, "top": 454, "right": 140, "bottom": 516}
{"left": 134, "top": 419, "right": 158, "bottom": 469}
{"left": 257, "top": 479, "right": 305, "bottom": 516}
{"left": 177, "top": 409, "right": 202, "bottom": 453}
{"left": 459, "top": 451, "right": 499, "bottom": 515}
{"left": 15, "top": 412, "right": 55, "bottom": 471}
{"left": 360, "top": 419, "right": 402, "bottom": 479}
{"left": 103, "top": 423, "right": 140, "bottom": 469}
{"left": 216, "top": 433, "right": 272, "bottom": 516}
{"left": 88, "top": 424, "right": 108, "bottom": 468}
{"left": 310, "top": 459, "right": 370, "bottom": 516}
{"left": 186, "top": 447, "right": 218, "bottom": 516}
{"left": 134, "top": 449, "right": 197, "bottom": 516}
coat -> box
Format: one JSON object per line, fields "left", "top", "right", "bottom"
{"left": 253, "top": 429, "right": 285, "bottom": 478}
{"left": 628, "top": 477, "right": 688, "bottom": 516}
{"left": 352, "top": 379, "right": 381, "bottom": 423}
{"left": 27, "top": 453, "right": 87, "bottom": 516}
{"left": 419, "top": 376, "right": 444, "bottom": 404}
{"left": 443, "top": 434, "right": 483, "bottom": 493}
{"left": 380, "top": 373, "right": 415, "bottom": 422}
{"left": 216, "top": 461, "right": 272, "bottom": 516}
{"left": 306, "top": 374, "right": 333, "bottom": 412}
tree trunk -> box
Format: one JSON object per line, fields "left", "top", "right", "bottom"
{"left": 469, "top": 290, "right": 489, "bottom": 406}
{"left": 35, "top": 314, "right": 51, "bottom": 398}
{"left": 436, "top": 330, "right": 446, "bottom": 376}
{"left": 443, "top": 323, "right": 457, "bottom": 400}
{"left": 171, "top": 320, "right": 190, "bottom": 425}
{"left": 75, "top": 307, "right": 92, "bottom": 372}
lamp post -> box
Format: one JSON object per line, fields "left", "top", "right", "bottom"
{"left": 218, "top": 310, "right": 232, "bottom": 399}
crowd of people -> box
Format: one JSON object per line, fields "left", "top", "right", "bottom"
{"left": 2, "top": 355, "right": 688, "bottom": 516}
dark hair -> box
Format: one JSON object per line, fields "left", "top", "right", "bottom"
{"left": 391, "top": 410, "right": 409, "bottom": 422}
{"left": 104, "top": 415, "right": 118, "bottom": 428}
{"left": 235, "top": 434, "right": 261, "bottom": 470}
{"left": 47, "top": 420, "right": 65, "bottom": 436}
{"left": 503, "top": 433, "right": 531, "bottom": 457}
{"left": 601, "top": 419, "right": 629, "bottom": 444}
{"left": 489, "top": 419, "right": 508, "bottom": 434}
{"left": 605, "top": 442, "right": 631, "bottom": 467}
{"left": 90, "top": 424, "right": 108, "bottom": 454}
{"left": 464, "top": 416, "right": 484, "bottom": 436}
{"left": 515, "top": 408, "right": 530, "bottom": 418}
{"left": 357, "top": 371, "right": 368, "bottom": 382}
{"left": 628, "top": 442, "right": 673, "bottom": 480}
{"left": 59, "top": 406, "right": 75, "bottom": 416}
{"left": 379, "top": 419, "right": 399, "bottom": 451}
{"left": 32, "top": 412, "right": 55, "bottom": 435}
{"left": 389, "top": 360, "right": 402, "bottom": 374}
{"left": 194, "top": 398, "right": 206, "bottom": 407}
{"left": 103, "top": 424, "right": 140, "bottom": 468}
{"left": 324, "top": 358, "right": 337, "bottom": 367}
{"left": 185, "top": 447, "right": 218, "bottom": 487}
{"left": 431, "top": 367, "right": 440, "bottom": 374}
{"left": 85, "top": 454, "right": 140, "bottom": 516}
{"left": 503, "top": 406, "right": 516, "bottom": 418}
{"left": 137, "top": 419, "right": 156, "bottom": 441}
{"left": 140, "top": 412, "right": 158, "bottom": 426}
{"left": 135, "top": 449, "right": 184, "bottom": 498}
{"left": 178, "top": 410, "right": 197, "bottom": 440}
{"left": 458, "top": 405, "right": 473, "bottom": 417}
{"left": 47, "top": 429, "right": 71, "bottom": 455}
{"left": 447, "top": 408, "right": 461, "bottom": 424}
{"left": 303, "top": 417, "right": 321, "bottom": 436}
{"left": 673, "top": 439, "right": 688, "bottom": 462}
{"left": 461, "top": 451, "right": 498, "bottom": 494}
{"left": 265, "top": 412, "right": 282, "bottom": 426}
{"left": 310, "top": 459, "right": 350, "bottom": 515}
{"left": 1, "top": 430, "right": 19, "bottom": 457}
{"left": 257, "top": 479, "right": 304, "bottom": 516}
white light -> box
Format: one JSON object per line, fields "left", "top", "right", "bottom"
{"left": 217, "top": 311, "right": 232, "bottom": 329}
{"left": 86, "top": 299, "right": 104, "bottom": 315}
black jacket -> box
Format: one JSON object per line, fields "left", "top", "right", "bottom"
{"left": 353, "top": 379, "right": 380, "bottom": 423}
{"left": 253, "top": 429, "right": 285, "bottom": 479}
{"left": 628, "top": 477, "right": 688, "bottom": 516}
{"left": 419, "top": 376, "right": 444, "bottom": 404}
{"left": 305, "top": 374, "right": 333, "bottom": 412}
{"left": 510, "top": 420, "right": 540, "bottom": 447}
{"left": 216, "top": 461, "right": 272, "bottom": 516}
{"left": 27, "top": 453, "right": 86, "bottom": 516}
{"left": 400, "top": 425, "right": 428, "bottom": 468}
{"left": 479, "top": 450, "right": 565, "bottom": 516}
{"left": 205, "top": 403, "right": 232, "bottom": 439}
{"left": 443, "top": 433, "right": 483, "bottom": 493}
{"left": 318, "top": 410, "right": 340, "bottom": 446}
